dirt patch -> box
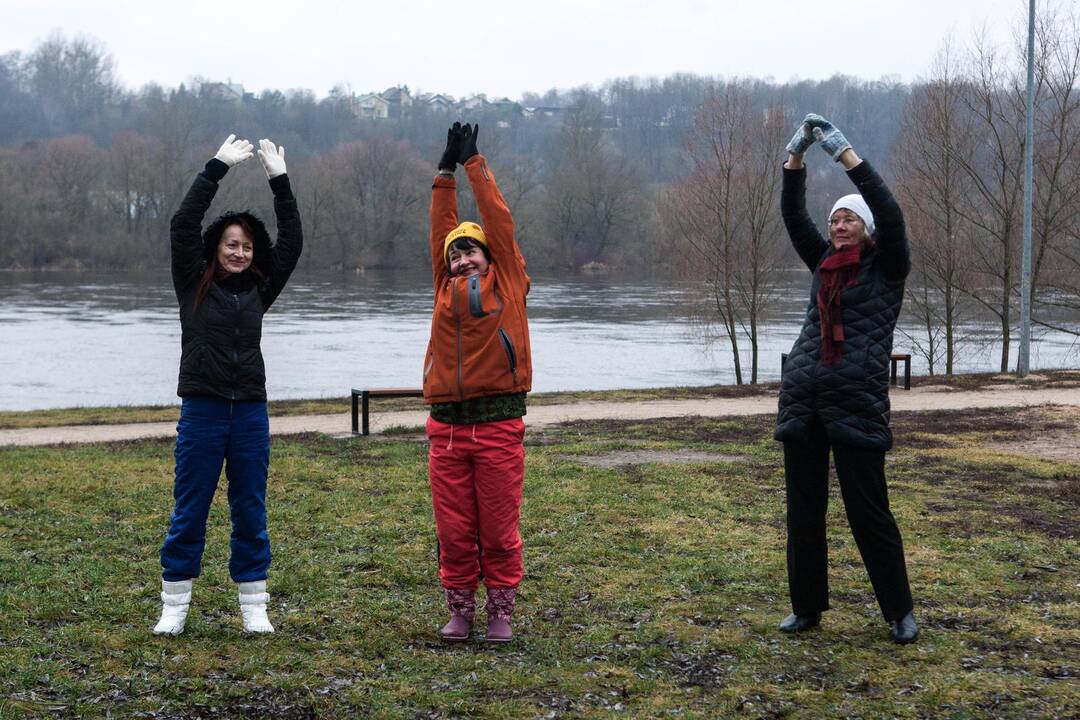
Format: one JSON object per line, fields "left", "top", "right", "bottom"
{"left": 917, "top": 450, "right": 1080, "bottom": 538}
{"left": 553, "top": 415, "right": 775, "bottom": 445}
{"left": 562, "top": 449, "right": 747, "bottom": 468}
{"left": 918, "top": 384, "right": 961, "bottom": 392}
{"left": 992, "top": 435, "right": 1080, "bottom": 463}
{"left": 910, "top": 369, "right": 1080, "bottom": 391}
{"left": 988, "top": 407, "right": 1080, "bottom": 463}
{"left": 894, "top": 405, "right": 1078, "bottom": 450}
{"left": 662, "top": 648, "right": 737, "bottom": 688}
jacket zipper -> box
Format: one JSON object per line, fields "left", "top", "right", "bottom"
{"left": 231, "top": 293, "right": 239, "bottom": 400}
{"left": 452, "top": 277, "right": 465, "bottom": 401}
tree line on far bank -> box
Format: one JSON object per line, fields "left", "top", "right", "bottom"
{"left": 0, "top": 4, "right": 1077, "bottom": 379}
{"left": 0, "top": 33, "right": 907, "bottom": 273}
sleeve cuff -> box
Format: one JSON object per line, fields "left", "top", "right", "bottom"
{"left": 432, "top": 174, "right": 457, "bottom": 189}
{"left": 269, "top": 173, "right": 292, "bottom": 196}
{"left": 846, "top": 159, "right": 875, "bottom": 183}
{"left": 203, "top": 158, "right": 229, "bottom": 183}
{"left": 782, "top": 164, "right": 806, "bottom": 188}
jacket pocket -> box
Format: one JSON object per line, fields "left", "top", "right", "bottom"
{"left": 467, "top": 275, "right": 504, "bottom": 318}
{"left": 497, "top": 328, "right": 518, "bottom": 378}
{"left": 180, "top": 343, "right": 206, "bottom": 378}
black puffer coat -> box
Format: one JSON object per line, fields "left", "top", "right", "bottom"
{"left": 775, "top": 161, "right": 910, "bottom": 450}
{"left": 170, "top": 159, "right": 303, "bottom": 402}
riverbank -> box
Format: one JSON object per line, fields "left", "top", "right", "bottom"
{"left": 1, "top": 406, "right": 1077, "bottom": 717}
{"left": 2, "top": 370, "right": 1080, "bottom": 448}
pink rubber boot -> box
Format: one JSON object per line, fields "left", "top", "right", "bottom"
{"left": 440, "top": 588, "right": 475, "bottom": 642}
{"left": 484, "top": 587, "right": 517, "bottom": 643}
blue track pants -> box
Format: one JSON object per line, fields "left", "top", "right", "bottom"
{"left": 160, "top": 397, "right": 271, "bottom": 582}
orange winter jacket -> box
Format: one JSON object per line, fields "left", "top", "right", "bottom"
{"left": 423, "top": 155, "right": 532, "bottom": 404}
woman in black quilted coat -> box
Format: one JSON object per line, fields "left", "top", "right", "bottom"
{"left": 775, "top": 113, "right": 917, "bottom": 644}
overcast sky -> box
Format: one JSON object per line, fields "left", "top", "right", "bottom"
{"left": 0, "top": 0, "right": 1033, "bottom": 99}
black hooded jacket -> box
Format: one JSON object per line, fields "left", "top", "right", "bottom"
{"left": 170, "top": 158, "right": 303, "bottom": 402}
{"left": 775, "top": 160, "right": 910, "bottom": 450}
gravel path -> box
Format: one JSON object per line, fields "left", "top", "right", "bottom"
{"left": 3, "top": 385, "right": 1080, "bottom": 447}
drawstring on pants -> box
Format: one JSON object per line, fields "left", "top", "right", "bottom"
{"left": 471, "top": 424, "right": 477, "bottom": 442}
{"left": 447, "top": 423, "right": 477, "bottom": 451}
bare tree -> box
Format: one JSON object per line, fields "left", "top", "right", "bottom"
{"left": 317, "top": 138, "right": 429, "bottom": 269}
{"left": 665, "top": 83, "right": 787, "bottom": 384}
{"left": 1030, "top": 6, "right": 1080, "bottom": 337}
{"left": 949, "top": 35, "right": 1027, "bottom": 372}
{"left": 893, "top": 43, "right": 975, "bottom": 375}
{"left": 107, "top": 131, "right": 167, "bottom": 244}
{"left": 28, "top": 34, "right": 118, "bottom": 134}
{"left": 544, "top": 99, "right": 645, "bottom": 269}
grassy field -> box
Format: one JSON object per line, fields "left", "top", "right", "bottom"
{"left": 0, "top": 408, "right": 1077, "bottom": 718}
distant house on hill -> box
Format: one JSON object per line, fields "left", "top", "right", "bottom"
{"left": 422, "top": 93, "right": 455, "bottom": 113}
{"left": 200, "top": 81, "right": 247, "bottom": 103}
{"left": 487, "top": 97, "right": 519, "bottom": 112}
{"left": 461, "top": 94, "right": 488, "bottom": 111}
{"left": 352, "top": 93, "right": 390, "bottom": 120}
{"left": 380, "top": 85, "right": 413, "bottom": 118}
{"left": 488, "top": 97, "right": 523, "bottom": 126}
{"left": 523, "top": 106, "right": 563, "bottom": 119}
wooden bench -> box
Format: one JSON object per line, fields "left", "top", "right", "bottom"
{"left": 890, "top": 353, "right": 912, "bottom": 390}
{"left": 780, "top": 352, "right": 912, "bottom": 390}
{"left": 351, "top": 388, "right": 424, "bottom": 436}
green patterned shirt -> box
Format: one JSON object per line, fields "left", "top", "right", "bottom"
{"left": 430, "top": 393, "right": 527, "bottom": 425}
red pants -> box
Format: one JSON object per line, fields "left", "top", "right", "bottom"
{"left": 427, "top": 416, "right": 525, "bottom": 590}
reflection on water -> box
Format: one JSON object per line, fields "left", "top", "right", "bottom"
{"left": 0, "top": 269, "right": 1075, "bottom": 410}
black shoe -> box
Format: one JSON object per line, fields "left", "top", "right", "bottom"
{"left": 889, "top": 612, "right": 919, "bottom": 644}
{"left": 778, "top": 612, "right": 821, "bottom": 633}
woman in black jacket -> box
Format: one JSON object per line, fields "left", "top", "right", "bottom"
{"left": 775, "top": 114, "right": 917, "bottom": 644}
{"left": 153, "top": 134, "right": 302, "bottom": 636}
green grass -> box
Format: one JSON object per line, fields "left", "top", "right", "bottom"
{"left": 0, "top": 410, "right": 1077, "bottom": 718}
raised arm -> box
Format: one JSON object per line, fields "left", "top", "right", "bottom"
{"left": 170, "top": 134, "right": 253, "bottom": 299}
{"left": 804, "top": 113, "right": 910, "bottom": 282}
{"left": 845, "top": 160, "right": 909, "bottom": 282}
{"left": 429, "top": 124, "right": 462, "bottom": 287}
{"left": 459, "top": 124, "right": 528, "bottom": 293}
{"left": 782, "top": 119, "right": 829, "bottom": 271}
{"left": 254, "top": 139, "right": 304, "bottom": 307}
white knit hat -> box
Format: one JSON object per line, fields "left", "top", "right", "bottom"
{"left": 829, "top": 194, "right": 875, "bottom": 235}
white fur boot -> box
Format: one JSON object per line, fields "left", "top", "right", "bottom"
{"left": 237, "top": 580, "right": 274, "bottom": 633}
{"left": 153, "top": 580, "right": 192, "bottom": 636}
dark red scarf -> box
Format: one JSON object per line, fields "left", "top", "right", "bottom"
{"left": 816, "top": 244, "right": 863, "bottom": 364}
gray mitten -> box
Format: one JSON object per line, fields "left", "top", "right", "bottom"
{"left": 804, "top": 113, "right": 852, "bottom": 161}
{"left": 785, "top": 121, "right": 814, "bottom": 156}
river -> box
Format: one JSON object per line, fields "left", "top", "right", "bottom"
{"left": 0, "top": 270, "right": 1076, "bottom": 411}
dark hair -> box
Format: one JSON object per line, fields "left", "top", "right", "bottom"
{"left": 448, "top": 236, "right": 490, "bottom": 262}
{"left": 192, "top": 221, "right": 265, "bottom": 311}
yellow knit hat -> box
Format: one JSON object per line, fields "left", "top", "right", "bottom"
{"left": 443, "top": 222, "right": 487, "bottom": 263}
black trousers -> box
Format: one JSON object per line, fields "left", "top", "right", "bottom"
{"left": 782, "top": 417, "right": 914, "bottom": 621}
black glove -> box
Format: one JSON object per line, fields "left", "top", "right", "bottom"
{"left": 458, "top": 123, "right": 479, "bottom": 165}
{"left": 439, "top": 122, "right": 463, "bottom": 171}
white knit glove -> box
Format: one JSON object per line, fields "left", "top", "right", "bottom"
{"left": 213, "top": 133, "right": 254, "bottom": 167}
{"left": 257, "top": 139, "right": 287, "bottom": 179}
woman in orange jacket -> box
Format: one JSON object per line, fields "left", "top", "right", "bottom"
{"left": 425, "top": 122, "right": 532, "bottom": 643}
